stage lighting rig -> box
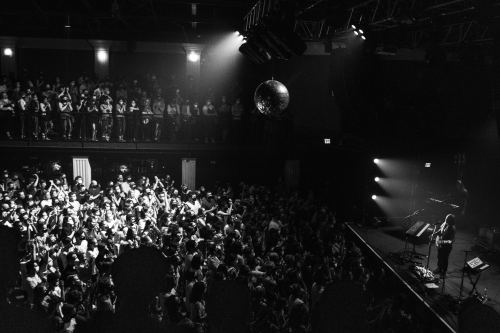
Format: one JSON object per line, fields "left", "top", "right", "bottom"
{"left": 239, "top": 0, "right": 307, "bottom": 63}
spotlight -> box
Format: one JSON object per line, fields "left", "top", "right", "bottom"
{"left": 361, "top": 35, "right": 366, "bottom": 40}
{"left": 96, "top": 49, "right": 108, "bottom": 63}
{"left": 373, "top": 158, "right": 380, "bottom": 164}
{"left": 3, "top": 48, "right": 13, "bottom": 57}
{"left": 324, "top": 138, "right": 331, "bottom": 144}
{"left": 374, "top": 177, "right": 380, "bottom": 182}
{"left": 425, "top": 162, "right": 431, "bottom": 168}
{"left": 351, "top": 25, "right": 357, "bottom": 29}
{"left": 354, "top": 30, "right": 359, "bottom": 36}
{"left": 187, "top": 51, "right": 200, "bottom": 62}
{"left": 359, "top": 29, "right": 364, "bottom": 34}
{"left": 371, "top": 195, "right": 377, "bottom": 200}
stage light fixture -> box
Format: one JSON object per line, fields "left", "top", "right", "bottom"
{"left": 96, "top": 49, "right": 108, "bottom": 63}
{"left": 3, "top": 48, "right": 13, "bottom": 57}
{"left": 238, "top": 11, "right": 306, "bottom": 64}
{"left": 425, "top": 162, "right": 431, "bottom": 168}
{"left": 373, "top": 158, "right": 380, "bottom": 164}
{"left": 374, "top": 177, "right": 380, "bottom": 182}
{"left": 324, "top": 138, "right": 331, "bottom": 144}
{"left": 354, "top": 30, "right": 359, "bottom": 36}
{"left": 361, "top": 35, "right": 366, "bottom": 40}
{"left": 359, "top": 29, "right": 364, "bottom": 34}
{"left": 371, "top": 195, "right": 377, "bottom": 200}
{"left": 239, "top": 41, "right": 268, "bottom": 64}
{"left": 187, "top": 51, "right": 200, "bottom": 62}
{"left": 351, "top": 25, "right": 357, "bottom": 29}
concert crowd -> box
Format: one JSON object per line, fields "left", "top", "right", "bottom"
{"left": 0, "top": 163, "right": 431, "bottom": 333}
{"left": 0, "top": 73, "right": 290, "bottom": 144}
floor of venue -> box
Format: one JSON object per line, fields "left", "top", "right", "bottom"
{"left": 350, "top": 222, "right": 500, "bottom": 332}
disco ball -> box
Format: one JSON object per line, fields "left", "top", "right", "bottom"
{"left": 254, "top": 79, "right": 290, "bottom": 116}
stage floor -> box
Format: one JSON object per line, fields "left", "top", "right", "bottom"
{"left": 350, "top": 223, "right": 500, "bottom": 331}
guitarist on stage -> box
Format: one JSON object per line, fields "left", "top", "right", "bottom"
{"left": 433, "top": 214, "right": 456, "bottom": 276}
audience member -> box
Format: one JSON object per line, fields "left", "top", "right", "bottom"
{"left": 0, "top": 163, "right": 426, "bottom": 333}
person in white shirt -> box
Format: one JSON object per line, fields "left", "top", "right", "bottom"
{"left": 185, "top": 193, "right": 201, "bottom": 215}
{"left": 67, "top": 192, "right": 81, "bottom": 213}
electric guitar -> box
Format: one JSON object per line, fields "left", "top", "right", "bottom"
{"left": 435, "top": 235, "right": 453, "bottom": 248}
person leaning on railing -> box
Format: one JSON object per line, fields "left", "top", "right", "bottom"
{"left": 166, "top": 98, "right": 179, "bottom": 142}
{"left": 140, "top": 98, "right": 154, "bottom": 141}
{"left": 27, "top": 94, "right": 40, "bottom": 140}
{"left": 179, "top": 99, "right": 193, "bottom": 142}
{"left": 127, "top": 99, "right": 140, "bottom": 142}
{"left": 152, "top": 95, "right": 165, "bottom": 142}
{"left": 58, "top": 88, "right": 74, "bottom": 140}
{"left": 17, "top": 92, "right": 29, "bottom": 140}
{"left": 74, "top": 92, "right": 88, "bottom": 141}
{"left": 86, "top": 95, "right": 100, "bottom": 142}
{"left": 115, "top": 98, "right": 127, "bottom": 142}
{"left": 39, "top": 96, "right": 52, "bottom": 141}
{"left": 99, "top": 90, "right": 113, "bottom": 142}
{"left": 0, "top": 92, "right": 15, "bottom": 140}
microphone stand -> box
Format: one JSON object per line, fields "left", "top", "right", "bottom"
{"left": 426, "top": 224, "right": 439, "bottom": 269}
{"left": 459, "top": 250, "right": 473, "bottom": 301}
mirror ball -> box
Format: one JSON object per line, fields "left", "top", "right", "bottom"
{"left": 253, "top": 80, "right": 290, "bottom": 116}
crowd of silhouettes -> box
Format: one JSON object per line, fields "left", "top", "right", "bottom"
{"left": 0, "top": 163, "right": 429, "bottom": 333}
{"left": 0, "top": 73, "right": 291, "bottom": 145}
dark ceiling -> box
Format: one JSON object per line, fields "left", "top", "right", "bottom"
{"left": 1, "top": 0, "right": 500, "bottom": 47}
{"left": 0, "top": 0, "right": 254, "bottom": 42}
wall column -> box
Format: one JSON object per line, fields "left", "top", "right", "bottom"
{"left": 90, "top": 40, "right": 111, "bottom": 80}
{"left": 0, "top": 38, "right": 17, "bottom": 78}
{"left": 72, "top": 156, "right": 92, "bottom": 188}
{"left": 182, "top": 158, "right": 196, "bottom": 190}
{"left": 284, "top": 160, "right": 300, "bottom": 189}
{"left": 184, "top": 43, "right": 203, "bottom": 99}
